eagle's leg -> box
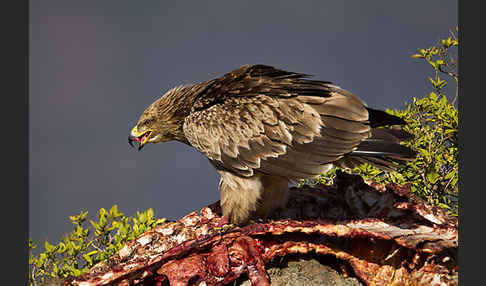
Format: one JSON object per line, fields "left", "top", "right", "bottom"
{"left": 218, "top": 171, "right": 289, "bottom": 225}
{"left": 254, "top": 173, "right": 289, "bottom": 220}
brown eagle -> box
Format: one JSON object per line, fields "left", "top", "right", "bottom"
{"left": 129, "top": 65, "right": 415, "bottom": 224}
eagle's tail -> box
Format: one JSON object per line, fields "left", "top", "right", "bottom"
{"left": 336, "top": 108, "right": 416, "bottom": 172}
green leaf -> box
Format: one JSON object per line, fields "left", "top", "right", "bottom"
{"left": 429, "top": 92, "right": 438, "bottom": 101}
{"left": 44, "top": 241, "right": 55, "bottom": 252}
{"left": 444, "top": 169, "right": 456, "bottom": 180}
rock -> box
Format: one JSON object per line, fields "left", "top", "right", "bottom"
{"left": 240, "top": 255, "right": 363, "bottom": 286}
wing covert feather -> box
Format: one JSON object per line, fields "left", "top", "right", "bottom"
{"left": 184, "top": 95, "right": 370, "bottom": 178}
{"left": 183, "top": 65, "right": 372, "bottom": 179}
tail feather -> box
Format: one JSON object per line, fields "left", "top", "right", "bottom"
{"left": 336, "top": 156, "right": 400, "bottom": 172}
{"left": 366, "top": 108, "right": 406, "bottom": 127}
{"left": 350, "top": 139, "right": 416, "bottom": 159}
{"left": 339, "top": 125, "right": 416, "bottom": 171}
{"left": 370, "top": 128, "right": 413, "bottom": 143}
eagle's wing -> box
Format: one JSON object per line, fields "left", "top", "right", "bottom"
{"left": 183, "top": 65, "right": 371, "bottom": 179}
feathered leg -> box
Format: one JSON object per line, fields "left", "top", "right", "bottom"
{"left": 218, "top": 171, "right": 289, "bottom": 225}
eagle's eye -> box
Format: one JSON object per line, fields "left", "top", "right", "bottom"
{"left": 139, "top": 118, "right": 154, "bottom": 128}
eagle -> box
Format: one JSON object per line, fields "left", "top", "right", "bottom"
{"left": 128, "top": 64, "right": 415, "bottom": 224}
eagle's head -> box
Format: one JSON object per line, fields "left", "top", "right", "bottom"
{"left": 128, "top": 100, "right": 166, "bottom": 150}
{"left": 128, "top": 86, "right": 193, "bottom": 150}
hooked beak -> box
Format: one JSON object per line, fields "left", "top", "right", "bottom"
{"left": 128, "top": 126, "right": 152, "bottom": 151}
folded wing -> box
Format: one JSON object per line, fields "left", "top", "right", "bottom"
{"left": 183, "top": 65, "right": 388, "bottom": 180}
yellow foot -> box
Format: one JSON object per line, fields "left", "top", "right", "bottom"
{"left": 213, "top": 223, "right": 234, "bottom": 233}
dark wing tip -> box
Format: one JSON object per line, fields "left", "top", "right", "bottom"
{"left": 366, "top": 108, "right": 406, "bottom": 128}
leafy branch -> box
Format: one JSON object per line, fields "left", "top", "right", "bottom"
{"left": 29, "top": 205, "right": 166, "bottom": 285}
{"left": 303, "top": 28, "right": 459, "bottom": 216}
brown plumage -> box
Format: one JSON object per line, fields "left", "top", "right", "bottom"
{"left": 129, "top": 64, "right": 415, "bottom": 224}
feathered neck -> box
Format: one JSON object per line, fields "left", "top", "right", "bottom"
{"left": 156, "top": 82, "right": 211, "bottom": 143}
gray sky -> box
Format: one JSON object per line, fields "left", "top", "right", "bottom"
{"left": 29, "top": 1, "right": 457, "bottom": 247}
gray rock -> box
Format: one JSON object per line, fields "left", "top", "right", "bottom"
{"left": 239, "top": 255, "right": 363, "bottom": 286}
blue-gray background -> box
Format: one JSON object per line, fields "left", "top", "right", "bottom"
{"left": 29, "top": 1, "right": 457, "bottom": 247}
